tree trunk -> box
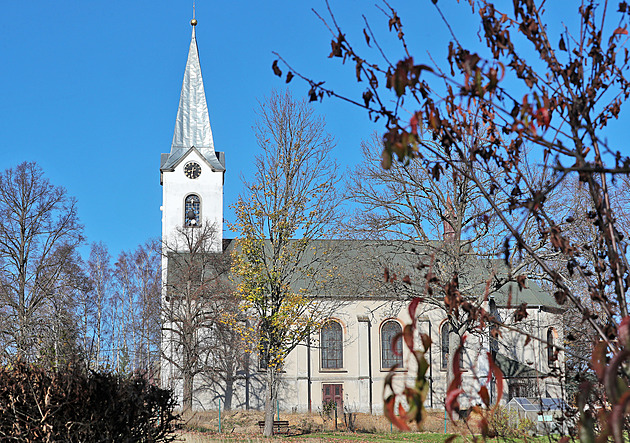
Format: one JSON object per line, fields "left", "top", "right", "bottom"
{"left": 446, "top": 324, "right": 465, "bottom": 417}
{"left": 263, "top": 367, "right": 277, "bottom": 436}
{"left": 224, "top": 376, "right": 234, "bottom": 411}
{"left": 183, "top": 371, "right": 193, "bottom": 412}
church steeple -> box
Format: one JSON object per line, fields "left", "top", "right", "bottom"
{"left": 161, "top": 19, "right": 224, "bottom": 172}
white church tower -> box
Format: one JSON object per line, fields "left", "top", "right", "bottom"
{"left": 160, "top": 18, "right": 225, "bottom": 250}
{"left": 160, "top": 18, "right": 225, "bottom": 398}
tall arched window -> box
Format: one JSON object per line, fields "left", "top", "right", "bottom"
{"left": 381, "top": 320, "right": 403, "bottom": 369}
{"left": 547, "top": 327, "right": 557, "bottom": 366}
{"left": 441, "top": 322, "right": 450, "bottom": 370}
{"left": 321, "top": 320, "right": 343, "bottom": 369}
{"left": 184, "top": 194, "right": 201, "bottom": 227}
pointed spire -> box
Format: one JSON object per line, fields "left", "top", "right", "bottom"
{"left": 163, "top": 18, "right": 224, "bottom": 171}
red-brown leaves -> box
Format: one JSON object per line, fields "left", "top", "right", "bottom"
{"left": 445, "top": 338, "right": 465, "bottom": 421}
{"left": 328, "top": 33, "right": 345, "bottom": 58}
{"left": 402, "top": 324, "right": 414, "bottom": 351}
{"left": 362, "top": 28, "right": 371, "bottom": 47}
{"left": 513, "top": 303, "right": 528, "bottom": 322}
{"left": 384, "top": 296, "right": 431, "bottom": 431}
{"left": 443, "top": 274, "right": 462, "bottom": 316}
{"left": 409, "top": 112, "right": 422, "bottom": 135}
{"left": 487, "top": 352, "right": 504, "bottom": 407}
{"left": 362, "top": 90, "right": 373, "bottom": 108}
{"left": 553, "top": 290, "right": 568, "bottom": 305}
{"left": 619, "top": 316, "right": 630, "bottom": 347}
{"left": 516, "top": 274, "right": 527, "bottom": 290}
{"left": 386, "top": 58, "right": 433, "bottom": 97}
{"left": 272, "top": 60, "right": 282, "bottom": 77}
{"left": 408, "top": 297, "right": 422, "bottom": 319}
{"left": 384, "top": 394, "right": 410, "bottom": 431}
{"left": 419, "top": 333, "right": 432, "bottom": 352}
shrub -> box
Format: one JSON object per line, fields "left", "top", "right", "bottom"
{"left": 487, "top": 406, "right": 535, "bottom": 439}
{"left": 0, "top": 359, "right": 177, "bottom": 442}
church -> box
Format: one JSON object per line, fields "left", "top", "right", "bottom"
{"left": 159, "top": 19, "right": 565, "bottom": 415}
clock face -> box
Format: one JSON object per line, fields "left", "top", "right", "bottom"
{"left": 184, "top": 162, "right": 201, "bottom": 179}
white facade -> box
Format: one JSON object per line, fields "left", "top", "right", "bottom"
{"left": 161, "top": 148, "right": 224, "bottom": 251}
{"left": 184, "top": 296, "right": 564, "bottom": 414}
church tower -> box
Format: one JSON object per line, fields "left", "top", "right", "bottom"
{"left": 160, "top": 18, "right": 225, "bottom": 251}
{"left": 160, "top": 17, "right": 226, "bottom": 404}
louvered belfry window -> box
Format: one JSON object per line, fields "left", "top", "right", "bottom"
{"left": 184, "top": 194, "right": 201, "bottom": 227}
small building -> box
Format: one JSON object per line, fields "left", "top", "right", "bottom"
{"left": 507, "top": 397, "right": 567, "bottom": 435}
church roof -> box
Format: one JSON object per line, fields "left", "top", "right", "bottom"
{"left": 162, "top": 22, "right": 225, "bottom": 172}
{"left": 495, "top": 353, "right": 545, "bottom": 378}
{"left": 222, "top": 239, "right": 562, "bottom": 309}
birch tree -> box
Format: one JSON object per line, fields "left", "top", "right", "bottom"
{"left": 0, "top": 162, "right": 83, "bottom": 361}
{"left": 86, "top": 241, "right": 113, "bottom": 368}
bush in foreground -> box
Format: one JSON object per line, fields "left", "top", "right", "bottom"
{"left": 0, "top": 359, "right": 177, "bottom": 442}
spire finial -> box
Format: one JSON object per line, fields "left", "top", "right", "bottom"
{"left": 191, "top": 1, "right": 197, "bottom": 26}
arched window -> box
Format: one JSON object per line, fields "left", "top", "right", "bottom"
{"left": 381, "top": 320, "right": 403, "bottom": 369}
{"left": 184, "top": 194, "right": 201, "bottom": 227}
{"left": 321, "top": 320, "right": 343, "bottom": 369}
{"left": 547, "top": 328, "right": 557, "bottom": 366}
{"left": 441, "top": 322, "right": 450, "bottom": 370}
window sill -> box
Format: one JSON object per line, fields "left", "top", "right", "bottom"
{"left": 319, "top": 369, "right": 347, "bottom": 373}
{"left": 381, "top": 367, "right": 407, "bottom": 373}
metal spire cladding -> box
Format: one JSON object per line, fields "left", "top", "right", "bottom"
{"left": 162, "top": 19, "right": 224, "bottom": 171}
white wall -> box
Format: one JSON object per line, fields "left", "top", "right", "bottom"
{"left": 162, "top": 149, "right": 224, "bottom": 252}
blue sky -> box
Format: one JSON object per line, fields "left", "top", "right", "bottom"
{"left": 1, "top": 1, "right": 628, "bottom": 258}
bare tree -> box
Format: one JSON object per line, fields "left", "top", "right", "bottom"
{"left": 98, "top": 242, "right": 162, "bottom": 375}
{"left": 161, "top": 224, "right": 233, "bottom": 412}
{"left": 86, "top": 241, "right": 113, "bottom": 368}
{"left": 0, "top": 162, "right": 83, "bottom": 360}
{"left": 39, "top": 247, "right": 90, "bottom": 369}
{"left": 346, "top": 132, "right": 564, "bottom": 386}
{"left": 112, "top": 251, "right": 138, "bottom": 372}
{"left": 197, "top": 293, "right": 250, "bottom": 411}
{"left": 231, "top": 89, "right": 342, "bottom": 436}
{"left": 133, "top": 240, "right": 161, "bottom": 377}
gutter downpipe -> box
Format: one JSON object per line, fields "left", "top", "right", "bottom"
{"left": 429, "top": 320, "right": 433, "bottom": 408}
{"left": 367, "top": 319, "right": 373, "bottom": 414}
{"left": 307, "top": 335, "right": 312, "bottom": 413}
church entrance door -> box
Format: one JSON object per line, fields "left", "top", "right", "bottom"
{"left": 322, "top": 383, "right": 343, "bottom": 412}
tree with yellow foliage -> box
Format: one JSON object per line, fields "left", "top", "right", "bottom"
{"left": 231, "top": 90, "right": 341, "bottom": 436}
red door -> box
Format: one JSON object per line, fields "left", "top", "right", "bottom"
{"left": 322, "top": 383, "right": 343, "bottom": 412}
